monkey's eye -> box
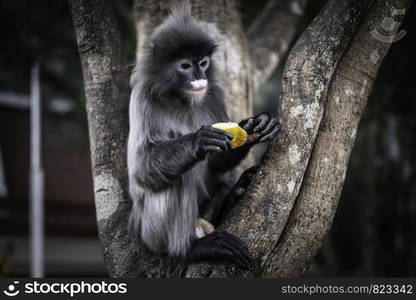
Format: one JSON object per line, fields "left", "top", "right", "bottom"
{"left": 199, "top": 56, "right": 210, "bottom": 70}
{"left": 181, "top": 63, "right": 192, "bottom": 70}
{"left": 178, "top": 59, "right": 193, "bottom": 72}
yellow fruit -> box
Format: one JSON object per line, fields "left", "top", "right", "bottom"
{"left": 211, "top": 122, "right": 248, "bottom": 148}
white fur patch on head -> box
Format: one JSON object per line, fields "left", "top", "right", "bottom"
{"left": 190, "top": 79, "right": 207, "bottom": 89}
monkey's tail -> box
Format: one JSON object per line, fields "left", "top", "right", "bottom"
{"left": 185, "top": 229, "right": 253, "bottom": 269}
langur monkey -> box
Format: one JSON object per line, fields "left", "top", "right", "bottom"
{"left": 128, "top": 3, "right": 280, "bottom": 267}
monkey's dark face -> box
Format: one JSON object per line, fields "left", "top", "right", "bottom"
{"left": 176, "top": 55, "right": 210, "bottom": 99}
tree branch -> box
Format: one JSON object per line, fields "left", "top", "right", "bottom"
{"left": 69, "top": 0, "right": 140, "bottom": 277}
{"left": 248, "top": 0, "right": 308, "bottom": 90}
{"left": 264, "top": 0, "right": 411, "bottom": 277}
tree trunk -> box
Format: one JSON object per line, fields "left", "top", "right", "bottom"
{"left": 69, "top": 0, "right": 141, "bottom": 277}
{"left": 70, "top": 0, "right": 409, "bottom": 277}
{"left": 248, "top": 0, "right": 308, "bottom": 90}
{"left": 264, "top": 0, "right": 411, "bottom": 277}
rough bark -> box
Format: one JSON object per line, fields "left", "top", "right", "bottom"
{"left": 265, "top": 0, "right": 411, "bottom": 277}
{"left": 248, "top": 0, "right": 309, "bottom": 90}
{"left": 70, "top": 0, "right": 409, "bottom": 278}
{"left": 69, "top": 0, "right": 141, "bottom": 277}
{"left": 319, "top": 0, "right": 415, "bottom": 277}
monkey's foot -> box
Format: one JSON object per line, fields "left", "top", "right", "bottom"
{"left": 195, "top": 218, "right": 215, "bottom": 238}
{"left": 187, "top": 229, "right": 253, "bottom": 269}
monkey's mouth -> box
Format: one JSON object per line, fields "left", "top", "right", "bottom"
{"left": 189, "top": 87, "right": 206, "bottom": 92}
{"left": 185, "top": 86, "right": 207, "bottom": 95}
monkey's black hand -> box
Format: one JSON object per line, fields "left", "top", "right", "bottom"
{"left": 240, "top": 113, "right": 281, "bottom": 144}
{"left": 192, "top": 125, "right": 233, "bottom": 159}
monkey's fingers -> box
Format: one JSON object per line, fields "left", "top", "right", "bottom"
{"left": 241, "top": 118, "right": 255, "bottom": 133}
{"left": 216, "top": 239, "right": 251, "bottom": 268}
{"left": 214, "top": 230, "right": 253, "bottom": 268}
{"left": 257, "top": 118, "right": 279, "bottom": 139}
{"left": 201, "top": 129, "right": 233, "bottom": 141}
{"left": 204, "top": 145, "right": 223, "bottom": 153}
{"left": 188, "top": 230, "right": 253, "bottom": 268}
{"left": 258, "top": 118, "right": 277, "bottom": 136}
{"left": 203, "top": 137, "right": 232, "bottom": 152}
{"left": 222, "top": 235, "right": 252, "bottom": 266}
{"left": 260, "top": 122, "right": 282, "bottom": 142}
{"left": 204, "top": 126, "right": 234, "bottom": 140}
{"left": 253, "top": 114, "right": 270, "bottom": 133}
